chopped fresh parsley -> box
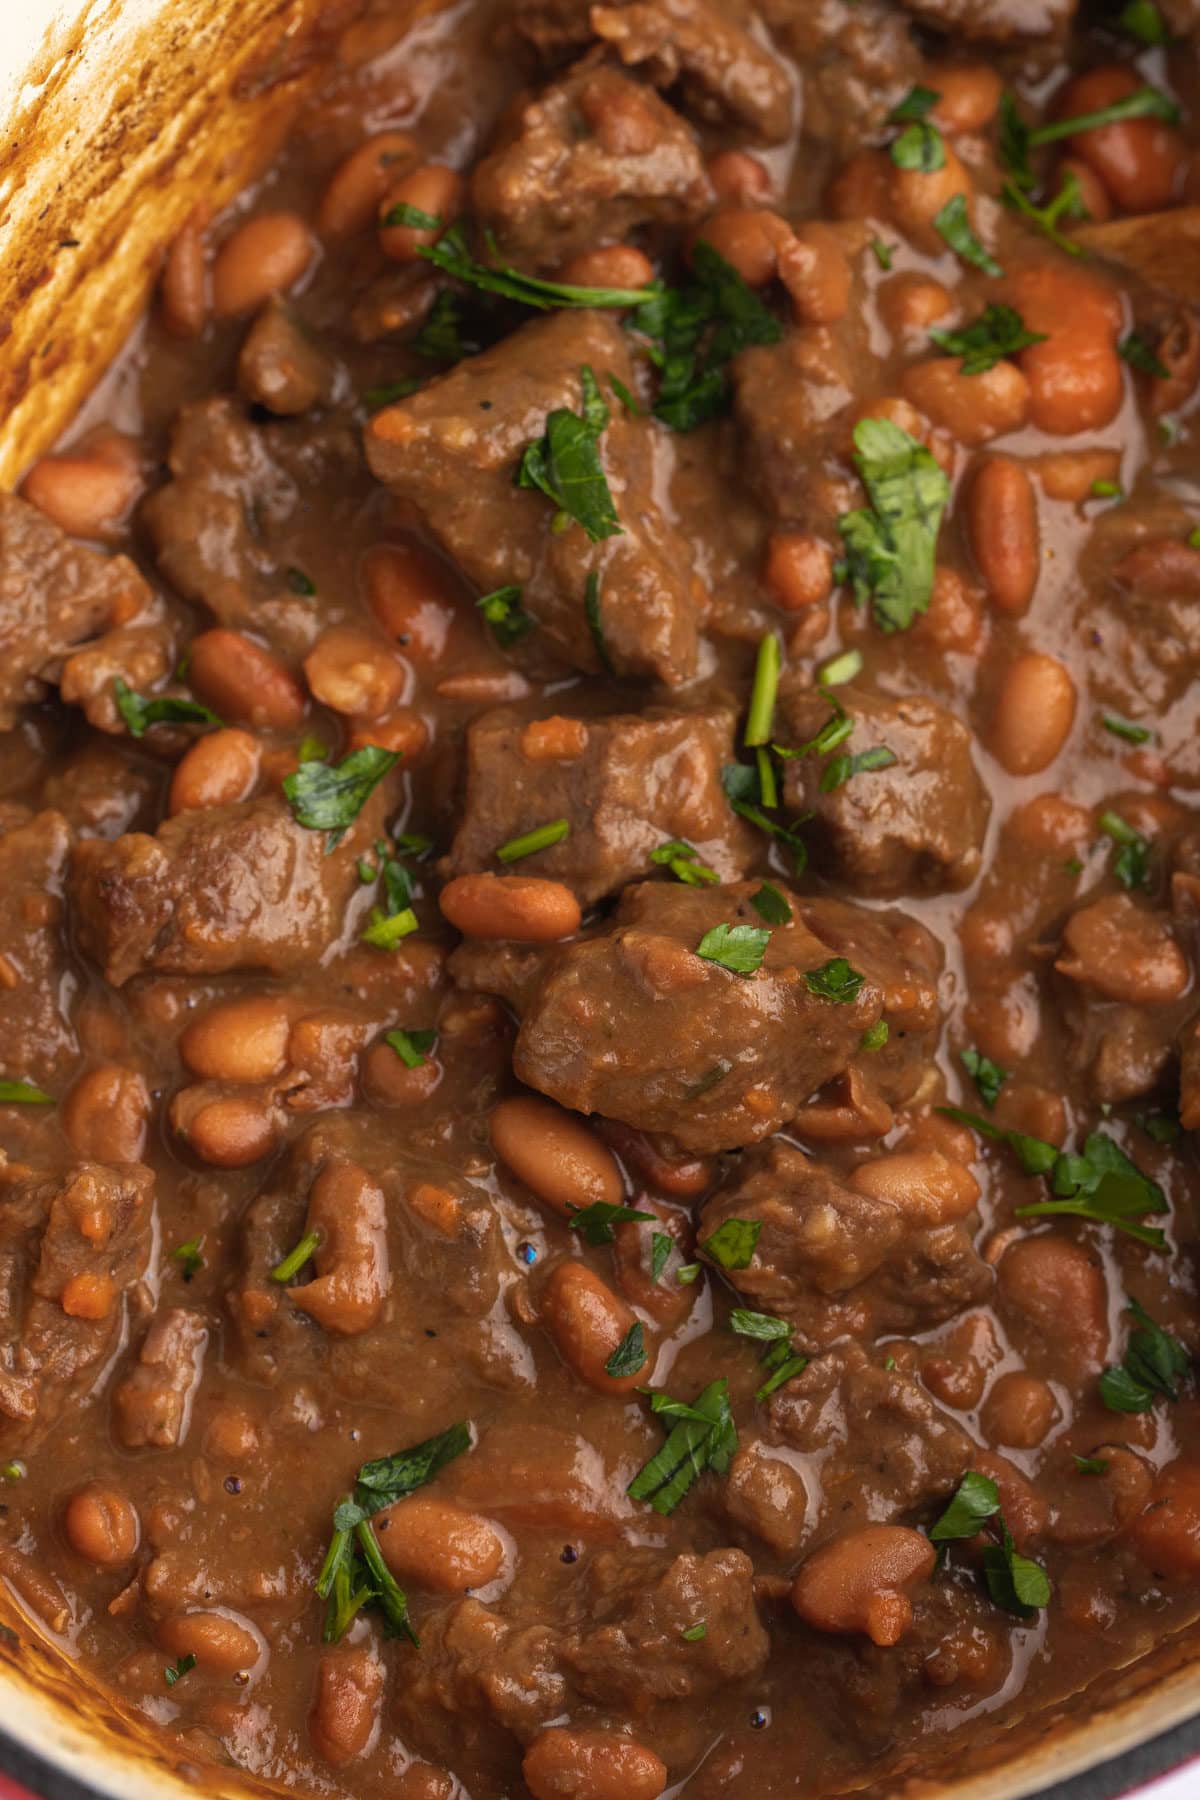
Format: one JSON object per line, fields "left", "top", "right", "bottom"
{"left": 1003, "top": 167, "right": 1088, "bottom": 254}
{"left": 608, "top": 373, "right": 640, "bottom": 415}
{"left": 838, "top": 418, "right": 951, "bottom": 633}
{"left": 744, "top": 632, "right": 782, "bottom": 748}
{"left": 756, "top": 746, "right": 778, "bottom": 810}
{"left": 650, "top": 1231, "right": 674, "bottom": 1282}
{"left": 700, "top": 1217, "right": 762, "bottom": 1270}
{"left": 818, "top": 648, "right": 863, "bottom": 688}
{"left": 870, "top": 237, "right": 895, "bottom": 270}
{"left": 680, "top": 1622, "right": 707, "bottom": 1642}
{"left": 605, "top": 1322, "right": 647, "bottom": 1379}
{"left": 478, "top": 585, "right": 535, "bottom": 648}
{"left": 930, "top": 1473, "right": 1050, "bottom": 1618}
{"left": 382, "top": 201, "right": 442, "bottom": 230}
{"left": 930, "top": 1470, "right": 1001, "bottom": 1543}
{"left": 1074, "top": 1454, "right": 1111, "bottom": 1476}
{"left": 696, "top": 922, "right": 770, "bottom": 977}
{"left": 584, "top": 569, "right": 615, "bottom": 675}
{"left": 819, "top": 744, "right": 898, "bottom": 792}
{"left": 1091, "top": 478, "right": 1123, "bottom": 500}
{"left": 420, "top": 222, "right": 661, "bottom": 311}
{"left": 113, "top": 679, "right": 221, "bottom": 740}
{"left": 775, "top": 696, "right": 853, "bottom": 762}
{"left": 627, "top": 1378, "right": 737, "bottom": 1515}
{"left": 804, "top": 958, "right": 865, "bottom": 1004}
{"left": 0, "top": 1080, "right": 53, "bottom": 1105}
{"left": 892, "top": 120, "right": 946, "bottom": 172}
{"left": 751, "top": 882, "right": 791, "bottom": 925}
{"left": 283, "top": 745, "right": 399, "bottom": 843}
{"left": 934, "top": 194, "right": 1004, "bottom": 276}
{"left": 0, "top": 1461, "right": 25, "bottom": 1482}
{"left": 1119, "top": 330, "right": 1171, "bottom": 380}
{"left": 1099, "top": 1298, "right": 1190, "bottom": 1413}
{"left": 1032, "top": 83, "right": 1179, "bottom": 148}
{"left": 732, "top": 1311, "right": 807, "bottom": 1397}
{"left": 1098, "top": 809, "right": 1152, "bottom": 891}
{"left": 517, "top": 366, "right": 622, "bottom": 542}
{"left": 651, "top": 839, "right": 720, "bottom": 886}
{"left": 316, "top": 1422, "right": 472, "bottom": 1643}
{"left": 1102, "top": 712, "right": 1153, "bottom": 746}
{"left": 496, "top": 817, "right": 570, "bottom": 863}
{"left": 365, "top": 376, "right": 423, "bottom": 411}
{"left": 299, "top": 734, "right": 329, "bottom": 764}
{"left": 1119, "top": 0, "right": 1170, "bottom": 43}
{"left": 889, "top": 85, "right": 940, "bottom": 124}
{"left": 730, "top": 1308, "right": 791, "bottom": 1341}
{"left": 412, "top": 290, "right": 478, "bottom": 364}
{"left": 568, "top": 1202, "right": 655, "bottom": 1246}
{"left": 1137, "top": 1110, "right": 1180, "bottom": 1145}
{"left": 361, "top": 856, "right": 419, "bottom": 950}
{"left": 385, "top": 1028, "right": 437, "bottom": 1069}
{"left": 271, "top": 1230, "right": 321, "bottom": 1284}
{"left": 676, "top": 1262, "right": 702, "bottom": 1285}
{"left": 961, "top": 1047, "right": 1007, "bottom": 1109}
{"left": 631, "top": 240, "right": 782, "bottom": 432}
{"left": 172, "top": 1237, "right": 205, "bottom": 1282}
{"left": 163, "top": 1654, "right": 197, "bottom": 1688}
{"left": 929, "top": 303, "right": 1046, "bottom": 375}
{"left": 940, "top": 1108, "right": 1168, "bottom": 1248}
{"left": 861, "top": 1019, "right": 889, "bottom": 1052}
{"left": 285, "top": 566, "right": 316, "bottom": 596}
{"left": 720, "top": 761, "right": 812, "bottom": 874}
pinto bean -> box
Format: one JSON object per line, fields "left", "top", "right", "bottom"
{"left": 1009, "top": 265, "right": 1122, "bottom": 436}
{"left": 791, "top": 1525, "right": 935, "bottom": 1646}
{"left": 559, "top": 245, "right": 655, "bottom": 290}
{"left": 363, "top": 543, "right": 459, "bottom": 666}
{"left": 523, "top": 1729, "right": 667, "bottom": 1800}
{"left": 491, "top": 1095, "right": 623, "bottom": 1217}
{"left": 707, "top": 149, "right": 771, "bottom": 206}
{"left": 915, "top": 565, "right": 983, "bottom": 653}
{"left": 889, "top": 139, "right": 972, "bottom": 240}
{"left": 188, "top": 630, "right": 306, "bottom": 732}
{"left": 63, "top": 1064, "right": 149, "bottom": 1163}
{"left": 64, "top": 1484, "right": 140, "bottom": 1566}
{"left": 1058, "top": 156, "right": 1112, "bottom": 224}
{"left": 829, "top": 149, "right": 891, "bottom": 220}
{"left": 849, "top": 1150, "right": 979, "bottom": 1225}
{"left": 989, "top": 653, "right": 1077, "bottom": 775}
{"left": 169, "top": 728, "right": 261, "bottom": 815}
{"left": 930, "top": 65, "right": 1003, "bottom": 134}
{"left": 1116, "top": 538, "right": 1200, "bottom": 598}
{"left": 1034, "top": 447, "right": 1121, "bottom": 503}
{"left": 1129, "top": 1462, "right": 1200, "bottom": 1576}
{"left": 304, "top": 626, "right": 408, "bottom": 720}
{"left": 541, "top": 1261, "right": 645, "bottom": 1394}
{"left": 372, "top": 1495, "right": 505, "bottom": 1591}
{"left": 180, "top": 994, "right": 292, "bottom": 1084}
{"left": 310, "top": 1647, "right": 383, "bottom": 1766}
{"left": 440, "top": 874, "right": 581, "bottom": 942}
{"left": 318, "top": 131, "right": 417, "bottom": 238}
{"left": 694, "top": 208, "right": 793, "bottom": 287}
{"left": 172, "top": 1088, "right": 280, "bottom": 1168}
{"left": 160, "top": 206, "right": 208, "bottom": 337}
{"left": 973, "top": 1449, "right": 1049, "bottom": 1549}
{"left": 998, "top": 1234, "right": 1108, "bottom": 1375}
{"left": 363, "top": 1039, "right": 442, "bottom": 1107}
{"left": 778, "top": 223, "right": 851, "bottom": 325}
{"left": 21, "top": 432, "right": 143, "bottom": 541}
{"left": 157, "top": 1609, "right": 262, "bottom": 1675}
{"left": 1059, "top": 66, "right": 1184, "bottom": 214}
{"left": 349, "top": 709, "right": 430, "bottom": 761}
{"left": 212, "top": 212, "right": 315, "bottom": 318}
{"left": 287, "top": 1159, "right": 389, "bottom": 1336}
{"left": 378, "top": 165, "right": 464, "bottom": 262}
{"left": 968, "top": 457, "right": 1039, "bottom": 616}
{"left": 1051, "top": 1446, "right": 1154, "bottom": 1547}
{"left": 980, "top": 1372, "right": 1058, "bottom": 1449}
{"left": 612, "top": 1203, "right": 692, "bottom": 1330}
{"left": 1057, "top": 893, "right": 1188, "bottom": 1007}
{"left": 902, "top": 359, "right": 1029, "bottom": 449}
{"left": 880, "top": 275, "right": 953, "bottom": 334}
{"left": 763, "top": 532, "right": 834, "bottom": 612}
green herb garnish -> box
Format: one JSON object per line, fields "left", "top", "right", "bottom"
{"left": 650, "top": 1231, "right": 674, "bottom": 1282}
{"left": 696, "top": 923, "right": 770, "bottom": 977}
{"left": 804, "top": 958, "right": 865, "bottom": 1004}
{"left": 517, "top": 366, "right": 622, "bottom": 542}
{"left": 700, "top": 1218, "right": 762, "bottom": 1270}
{"left": 1119, "top": 331, "right": 1170, "bottom": 380}
{"left": 1099, "top": 1299, "right": 1190, "bottom": 1413}
{"left": 0, "top": 1080, "right": 53, "bottom": 1105}
{"left": 584, "top": 569, "right": 615, "bottom": 675}
{"left": 1102, "top": 712, "right": 1153, "bottom": 746}
{"left": 385, "top": 1028, "right": 438, "bottom": 1069}
{"left": 567, "top": 1202, "right": 655, "bottom": 1246}
{"left": 627, "top": 1378, "right": 737, "bottom": 1515}
{"left": 478, "top": 585, "right": 535, "bottom": 648}
{"left": 744, "top": 632, "right": 782, "bottom": 748}
{"left": 1119, "top": 0, "right": 1170, "bottom": 43}
{"left": 929, "top": 303, "right": 1046, "bottom": 374}
{"left": 651, "top": 839, "right": 720, "bottom": 886}
{"left": 631, "top": 240, "right": 782, "bottom": 432}
{"left": 113, "top": 679, "right": 221, "bottom": 740}
{"left": 271, "top": 1230, "right": 321, "bottom": 1284}
{"left": 420, "top": 222, "right": 660, "bottom": 311}
{"left": 934, "top": 194, "right": 1004, "bottom": 276}
{"left": 1074, "top": 1454, "right": 1110, "bottom": 1475}
{"left": 751, "top": 882, "right": 791, "bottom": 925}
{"left": 889, "top": 85, "right": 940, "bottom": 123}
{"left": 383, "top": 201, "right": 442, "bottom": 231}
{"left": 930, "top": 1470, "right": 1001, "bottom": 1542}
{"left": 838, "top": 418, "right": 951, "bottom": 633}
{"left": 1098, "top": 809, "right": 1151, "bottom": 891}
{"left": 861, "top": 1020, "right": 889, "bottom": 1052}
{"left": 283, "top": 746, "right": 399, "bottom": 844}
{"left": 496, "top": 818, "right": 570, "bottom": 863}
{"left": 961, "top": 1047, "right": 1007, "bottom": 1109}
{"left": 285, "top": 566, "right": 316, "bottom": 596}
{"left": 164, "top": 1654, "right": 197, "bottom": 1687}
{"left": 819, "top": 744, "right": 898, "bottom": 791}
{"left": 172, "top": 1238, "right": 205, "bottom": 1282}
{"left": 605, "top": 1322, "right": 647, "bottom": 1379}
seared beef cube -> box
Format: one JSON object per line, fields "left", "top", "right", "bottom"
{"left": 767, "top": 1343, "right": 973, "bottom": 1537}
{"left": 590, "top": 1, "right": 794, "bottom": 143}
{"left": 699, "top": 1141, "right": 990, "bottom": 1350}
{"left": 0, "top": 811, "right": 78, "bottom": 1083}
{"left": 0, "top": 492, "right": 151, "bottom": 728}
{"left": 366, "top": 310, "right": 701, "bottom": 685}
{"left": 41, "top": 741, "right": 160, "bottom": 840}
{"left": 778, "top": 685, "right": 991, "bottom": 896}
{"left": 898, "top": 0, "right": 1077, "bottom": 39}
{"left": 1054, "top": 893, "right": 1190, "bottom": 1103}
{"left": 472, "top": 66, "right": 711, "bottom": 267}
{"left": 0, "top": 1161, "right": 154, "bottom": 1449}
{"left": 506, "top": 880, "right": 907, "bottom": 1152}
{"left": 71, "top": 783, "right": 396, "bottom": 986}
{"left": 441, "top": 703, "right": 755, "bottom": 903}
{"left": 760, "top": 1, "right": 923, "bottom": 156}
{"left": 112, "top": 1308, "right": 208, "bottom": 1449}
{"left": 732, "top": 331, "right": 856, "bottom": 529}
{"left": 237, "top": 299, "right": 339, "bottom": 416}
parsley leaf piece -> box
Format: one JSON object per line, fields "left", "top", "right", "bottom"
{"left": 870, "top": 237, "right": 895, "bottom": 270}
{"left": 838, "top": 417, "right": 951, "bottom": 633}
{"left": 606, "top": 1322, "right": 647, "bottom": 1379}
{"left": 804, "top": 958, "right": 865, "bottom": 1004}
{"left": 889, "top": 84, "right": 940, "bottom": 123}
{"left": 608, "top": 373, "right": 640, "bottom": 415}
{"left": 751, "top": 882, "right": 791, "bottom": 925}
{"left": 633, "top": 240, "right": 782, "bottom": 432}
{"left": 568, "top": 1201, "right": 656, "bottom": 1246}
{"left": 700, "top": 1218, "right": 762, "bottom": 1270}
{"left": 0, "top": 1080, "right": 53, "bottom": 1105}
{"left": 1002, "top": 168, "right": 1088, "bottom": 253}
{"left": 676, "top": 1262, "right": 702, "bottom": 1285}
{"left": 496, "top": 817, "right": 570, "bottom": 863}
{"left": 892, "top": 121, "right": 946, "bottom": 173}
{"left": 1102, "top": 712, "right": 1153, "bottom": 746}
{"left": 818, "top": 648, "right": 863, "bottom": 688}
{"left": 819, "top": 744, "right": 898, "bottom": 791}
{"left": 299, "top": 735, "right": 329, "bottom": 765}
{"left": 651, "top": 839, "right": 720, "bottom": 886}
{"left": 730, "top": 1308, "right": 791, "bottom": 1341}
{"left": 983, "top": 1526, "right": 1051, "bottom": 1617}
{"left": 420, "top": 222, "right": 661, "bottom": 311}
{"left": 1098, "top": 809, "right": 1152, "bottom": 891}
{"left": 999, "top": 92, "right": 1035, "bottom": 191}
{"left": 412, "top": 289, "right": 478, "bottom": 364}
{"left": 271, "top": 1230, "right": 321, "bottom": 1284}
{"left": 696, "top": 922, "right": 770, "bottom": 977}
{"left": 1120, "top": 0, "right": 1170, "bottom": 43}
{"left": 744, "top": 632, "right": 782, "bottom": 748}
{"left": 961, "top": 1046, "right": 1008, "bottom": 1109}
{"left": 1099, "top": 1298, "right": 1190, "bottom": 1413}
{"left": 929, "top": 303, "right": 1047, "bottom": 375}
{"left": 861, "top": 1019, "right": 889, "bottom": 1052}
{"left": 478, "top": 585, "right": 535, "bottom": 648}
{"left": 172, "top": 1237, "right": 205, "bottom": 1282}
{"left": 286, "top": 566, "right": 316, "bottom": 596}
{"left": 383, "top": 201, "right": 441, "bottom": 230}
{"left": 1119, "top": 330, "right": 1171, "bottom": 380}
{"left": 650, "top": 1231, "right": 674, "bottom": 1282}
{"left": 1074, "top": 1454, "right": 1110, "bottom": 1475}
{"left": 283, "top": 745, "right": 399, "bottom": 841}
{"left": 164, "top": 1654, "right": 197, "bottom": 1687}
{"left": 354, "top": 1423, "right": 473, "bottom": 1515}
{"left": 930, "top": 1471, "right": 1002, "bottom": 1542}
{"left": 934, "top": 194, "right": 1004, "bottom": 276}
{"left": 681, "top": 1622, "right": 707, "bottom": 1641}
{"left": 517, "top": 366, "right": 622, "bottom": 542}
{"left": 627, "top": 1377, "right": 737, "bottom": 1514}
{"left": 385, "top": 1028, "right": 437, "bottom": 1069}
{"left": 1030, "top": 84, "right": 1180, "bottom": 149}
{"left": 361, "top": 905, "right": 419, "bottom": 949}
{"left": 364, "top": 377, "right": 424, "bottom": 411}
{"left": 113, "top": 678, "right": 221, "bottom": 740}
{"left": 583, "top": 569, "right": 615, "bottom": 675}
{"left": 1137, "top": 1109, "right": 1180, "bottom": 1145}
{"left": 755, "top": 1354, "right": 809, "bottom": 1401}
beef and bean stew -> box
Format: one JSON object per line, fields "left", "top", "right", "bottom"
{"left": 4, "top": 0, "right": 1200, "bottom": 1795}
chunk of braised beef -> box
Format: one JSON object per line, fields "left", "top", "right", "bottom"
{"left": 0, "top": 811, "right": 78, "bottom": 1084}
{"left": 471, "top": 65, "right": 711, "bottom": 266}
{"left": 757, "top": 1, "right": 922, "bottom": 156}
{"left": 0, "top": 1161, "right": 155, "bottom": 1449}
{"left": 237, "top": 299, "right": 340, "bottom": 416}
{"left": 70, "top": 783, "right": 395, "bottom": 986}
{"left": 365, "top": 309, "right": 701, "bottom": 686}
{"left": 589, "top": 1, "right": 794, "bottom": 143}
{"left": 40, "top": 741, "right": 161, "bottom": 840}
{"left": 778, "top": 684, "right": 991, "bottom": 897}
{"left": 441, "top": 703, "right": 755, "bottom": 904}
{"left": 112, "top": 1308, "right": 208, "bottom": 1450}
{"left": 897, "top": 0, "right": 1077, "bottom": 40}
{"left": 732, "top": 329, "right": 857, "bottom": 529}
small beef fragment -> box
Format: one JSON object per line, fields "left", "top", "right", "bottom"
{"left": 0, "top": 1161, "right": 154, "bottom": 1449}
{"left": 778, "top": 684, "right": 991, "bottom": 896}
{"left": 366, "top": 310, "right": 701, "bottom": 685}
{"left": 112, "top": 1309, "right": 208, "bottom": 1449}
{"left": 501, "top": 881, "right": 910, "bottom": 1152}
{"left": 590, "top": 0, "right": 794, "bottom": 143}
{"left": 759, "top": 1, "right": 922, "bottom": 157}
{"left": 898, "top": 0, "right": 1076, "bottom": 38}
{"left": 767, "top": 1343, "right": 973, "bottom": 1538}
{"left": 0, "top": 491, "right": 151, "bottom": 729}
{"left": 441, "top": 703, "right": 755, "bottom": 903}
{"left": 71, "top": 783, "right": 395, "bottom": 986}
{"left": 733, "top": 330, "right": 857, "bottom": 529}
{"left": 564, "top": 1547, "right": 769, "bottom": 1704}
{"left": 41, "top": 741, "right": 160, "bottom": 839}
{"left": 237, "top": 299, "right": 340, "bottom": 415}
{"left": 397, "top": 1597, "right": 568, "bottom": 1746}
{"left": 722, "top": 1440, "right": 810, "bottom": 1556}
{"left": 0, "top": 812, "right": 78, "bottom": 1083}
{"left": 700, "top": 1140, "right": 989, "bottom": 1349}
{"left": 59, "top": 622, "right": 178, "bottom": 735}
{"left": 472, "top": 65, "right": 711, "bottom": 266}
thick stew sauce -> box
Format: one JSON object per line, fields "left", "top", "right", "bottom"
{"left": 4, "top": 0, "right": 1200, "bottom": 1795}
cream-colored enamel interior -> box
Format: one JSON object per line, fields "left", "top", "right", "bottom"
{"left": 0, "top": 2, "right": 1198, "bottom": 1796}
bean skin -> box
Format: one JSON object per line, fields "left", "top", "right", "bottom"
{"left": 1129, "top": 1462, "right": 1200, "bottom": 1577}
{"left": 63, "top": 1484, "right": 140, "bottom": 1566}
{"left": 160, "top": 206, "right": 209, "bottom": 337}
{"left": 559, "top": 245, "right": 655, "bottom": 290}
{"left": 180, "top": 994, "right": 292, "bottom": 1084}
{"left": 62, "top": 1064, "right": 149, "bottom": 1163}
{"left": 523, "top": 1729, "right": 668, "bottom": 1800}
{"left": 440, "top": 874, "right": 581, "bottom": 942}
{"left": 968, "top": 457, "right": 1039, "bottom": 616}
{"left": 902, "top": 359, "right": 1029, "bottom": 448}
{"left": 980, "top": 1371, "right": 1058, "bottom": 1449}
{"left": 694, "top": 208, "right": 793, "bottom": 287}
{"left": 310, "top": 1647, "right": 383, "bottom": 1766}
{"left": 989, "top": 653, "right": 1076, "bottom": 776}
{"left": 792, "top": 1525, "right": 936, "bottom": 1646}
{"left": 490, "top": 1094, "right": 623, "bottom": 1217}
{"left": 541, "top": 1261, "right": 646, "bottom": 1394}
{"left": 188, "top": 630, "right": 306, "bottom": 732}
{"left": 372, "top": 1495, "right": 505, "bottom": 1591}
{"left": 707, "top": 149, "right": 771, "bottom": 206}
{"left": 211, "top": 212, "right": 315, "bottom": 318}
{"left": 157, "top": 1609, "right": 262, "bottom": 1675}
{"left": 997, "top": 1234, "right": 1108, "bottom": 1377}
{"left": 169, "top": 728, "right": 261, "bottom": 815}
{"left": 1058, "top": 66, "right": 1184, "bottom": 214}
{"left": 318, "top": 131, "right": 417, "bottom": 238}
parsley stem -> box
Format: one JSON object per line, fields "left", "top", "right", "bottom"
{"left": 496, "top": 818, "right": 570, "bottom": 863}
{"left": 744, "top": 633, "right": 782, "bottom": 748}
{"left": 1028, "top": 85, "right": 1179, "bottom": 149}
{"left": 756, "top": 746, "right": 778, "bottom": 810}
{"left": 271, "top": 1230, "right": 321, "bottom": 1284}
